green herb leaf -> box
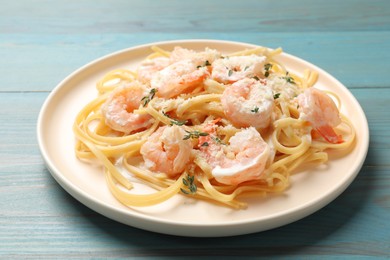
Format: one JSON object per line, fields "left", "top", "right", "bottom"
{"left": 264, "top": 63, "right": 273, "bottom": 78}
{"left": 251, "top": 106, "right": 259, "bottom": 113}
{"left": 211, "top": 136, "right": 226, "bottom": 145}
{"left": 197, "top": 60, "right": 211, "bottom": 69}
{"left": 170, "top": 119, "right": 187, "bottom": 126}
{"left": 141, "top": 88, "right": 157, "bottom": 106}
{"left": 162, "top": 111, "right": 170, "bottom": 118}
{"left": 183, "top": 130, "right": 209, "bottom": 140}
{"left": 282, "top": 72, "right": 295, "bottom": 84}
{"left": 163, "top": 111, "right": 188, "bottom": 126}
{"left": 190, "top": 184, "right": 197, "bottom": 193}
{"left": 181, "top": 174, "right": 197, "bottom": 195}
{"left": 228, "top": 69, "right": 233, "bottom": 77}
{"left": 273, "top": 93, "right": 281, "bottom": 99}
{"left": 200, "top": 142, "right": 209, "bottom": 147}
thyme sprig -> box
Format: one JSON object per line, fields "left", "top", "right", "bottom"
{"left": 183, "top": 130, "right": 209, "bottom": 140}
{"left": 211, "top": 136, "right": 226, "bottom": 145}
{"left": 181, "top": 174, "right": 197, "bottom": 195}
{"left": 141, "top": 88, "right": 157, "bottom": 106}
{"left": 170, "top": 119, "right": 188, "bottom": 126}
{"left": 264, "top": 63, "right": 272, "bottom": 77}
{"left": 251, "top": 106, "right": 259, "bottom": 113}
{"left": 162, "top": 111, "right": 188, "bottom": 126}
{"left": 282, "top": 72, "right": 296, "bottom": 84}
{"left": 196, "top": 60, "right": 211, "bottom": 69}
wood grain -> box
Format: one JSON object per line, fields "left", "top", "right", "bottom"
{"left": 1, "top": 0, "right": 389, "bottom": 33}
{"left": 1, "top": 32, "right": 390, "bottom": 92}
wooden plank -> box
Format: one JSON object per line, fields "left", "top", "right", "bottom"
{"left": 1, "top": 0, "right": 389, "bottom": 34}
{"left": 1, "top": 32, "right": 390, "bottom": 92}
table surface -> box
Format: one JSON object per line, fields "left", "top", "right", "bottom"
{"left": 1, "top": 0, "right": 389, "bottom": 258}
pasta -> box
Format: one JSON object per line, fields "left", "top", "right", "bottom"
{"left": 73, "top": 45, "right": 355, "bottom": 209}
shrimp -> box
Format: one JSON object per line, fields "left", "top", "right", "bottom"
{"left": 221, "top": 78, "right": 274, "bottom": 129}
{"left": 150, "top": 47, "right": 221, "bottom": 99}
{"left": 297, "top": 87, "right": 343, "bottom": 144}
{"left": 211, "top": 54, "right": 266, "bottom": 84}
{"left": 150, "top": 59, "right": 210, "bottom": 99}
{"left": 140, "top": 125, "right": 193, "bottom": 177}
{"left": 199, "top": 126, "right": 270, "bottom": 185}
{"left": 101, "top": 81, "right": 154, "bottom": 134}
{"left": 137, "top": 57, "right": 170, "bottom": 84}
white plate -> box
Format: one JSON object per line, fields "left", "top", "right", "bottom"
{"left": 37, "top": 39, "right": 369, "bottom": 237}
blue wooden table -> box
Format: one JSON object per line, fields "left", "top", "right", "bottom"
{"left": 1, "top": 0, "right": 389, "bottom": 258}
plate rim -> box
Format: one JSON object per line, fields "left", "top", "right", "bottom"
{"left": 36, "top": 39, "right": 370, "bottom": 237}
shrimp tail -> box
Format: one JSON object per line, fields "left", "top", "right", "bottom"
{"left": 316, "top": 125, "right": 343, "bottom": 144}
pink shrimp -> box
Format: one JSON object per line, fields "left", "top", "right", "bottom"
{"left": 136, "top": 57, "right": 170, "bottom": 84}
{"left": 140, "top": 125, "right": 193, "bottom": 177}
{"left": 211, "top": 54, "right": 266, "bottom": 84}
{"left": 297, "top": 88, "right": 343, "bottom": 144}
{"left": 150, "top": 47, "right": 221, "bottom": 99}
{"left": 199, "top": 126, "right": 270, "bottom": 185}
{"left": 101, "top": 81, "right": 154, "bottom": 134}
{"left": 150, "top": 59, "right": 209, "bottom": 99}
{"left": 221, "top": 78, "right": 274, "bottom": 129}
